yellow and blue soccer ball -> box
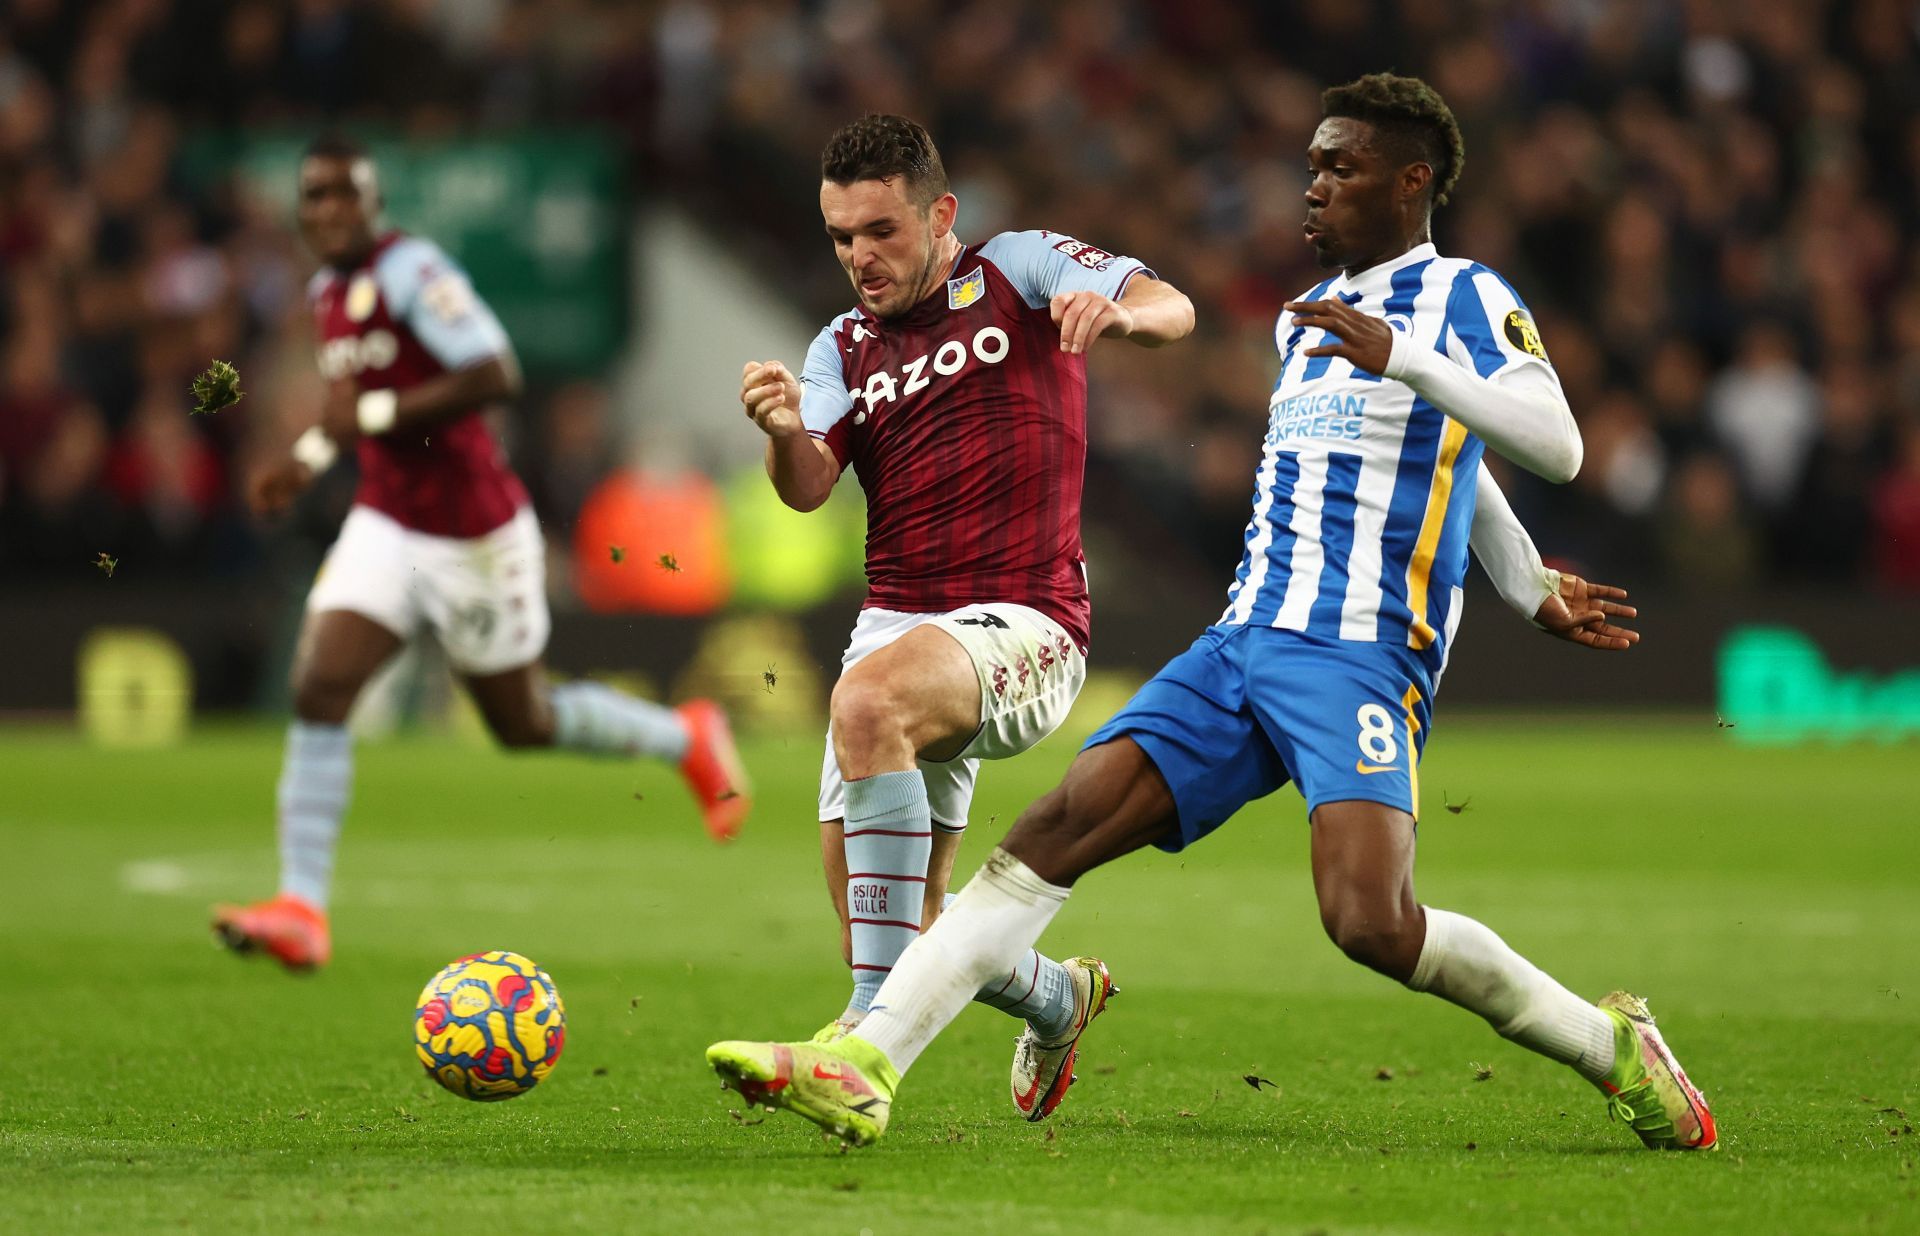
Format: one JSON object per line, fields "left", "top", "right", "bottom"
{"left": 413, "top": 950, "right": 566, "bottom": 1101}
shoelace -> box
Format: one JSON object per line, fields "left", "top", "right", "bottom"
{"left": 1607, "top": 1079, "right": 1674, "bottom": 1136}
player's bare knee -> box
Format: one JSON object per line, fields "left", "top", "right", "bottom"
{"left": 1003, "top": 786, "right": 1096, "bottom": 883}
{"left": 490, "top": 715, "right": 554, "bottom": 750}
{"left": 830, "top": 676, "right": 907, "bottom": 759}
{"left": 291, "top": 670, "right": 359, "bottom": 724}
{"left": 1319, "top": 897, "right": 1422, "bottom": 978}
{"left": 1006, "top": 785, "right": 1070, "bottom": 844}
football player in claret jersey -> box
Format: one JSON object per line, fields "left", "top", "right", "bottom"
{"left": 725, "top": 114, "right": 1194, "bottom": 1121}
{"left": 708, "top": 77, "right": 1717, "bottom": 1154}
{"left": 212, "top": 136, "right": 750, "bottom": 971}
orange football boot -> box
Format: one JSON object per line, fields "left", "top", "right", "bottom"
{"left": 211, "top": 893, "right": 331, "bottom": 972}
{"left": 675, "top": 699, "right": 750, "bottom": 843}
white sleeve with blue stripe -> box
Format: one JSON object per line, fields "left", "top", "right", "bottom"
{"left": 977, "top": 230, "right": 1153, "bottom": 309}
{"left": 1385, "top": 263, "right": 1581, "bottom": 482}
{"left": 1442, "top": 267, "right": 1554, "bottom": 380}
{"left": 373, "top": 236, "right": 512, "bottom": 371}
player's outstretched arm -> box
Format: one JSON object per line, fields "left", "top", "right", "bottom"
{"left": 1469, "top": 461, "right": 1556, "bottom": 619}
{"left": 1470, "top": 461, "right": 1638, "bottom": 651}
{"left": 1288, "top": 298, "right": 1582, "bottom": 483}
{"left": 320, "top": 355, "right": 523, "bottom": 444}
{"left": 742, "top": 360, "right": 838, "bottom": 512}
{"left": 1050, "top": 276, "right": 1194, "bottom": 355}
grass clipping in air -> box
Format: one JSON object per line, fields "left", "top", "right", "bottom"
{"left": 190, "top": 360, "right": 244, "bottom": 415}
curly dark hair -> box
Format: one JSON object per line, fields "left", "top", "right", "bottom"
{"left": 303, "top": 132, "right": 371, "bottom": 164}
{"left": 820, "top": 114, "right": 949, "bottom": 206}
{"left": 1321, "top": 73, "right": 1465, "bottom": 208}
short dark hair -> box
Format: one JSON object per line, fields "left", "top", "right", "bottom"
{"left": 820, "top": 114, "right": 949, "bottom": 207}
{"left": 1322, "top": 73, "right": 1465, "bottom": 208}
{"left": 303, "top": 132, "right": 371, "bottom": 164}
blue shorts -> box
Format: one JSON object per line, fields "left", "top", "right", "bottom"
{"left": 1084, "top": 625, "right": 1436, "bottom": 852}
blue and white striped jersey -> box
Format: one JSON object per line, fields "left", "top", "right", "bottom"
{"left": 1219, "top": 242, "right": 1556, "bottom": 680}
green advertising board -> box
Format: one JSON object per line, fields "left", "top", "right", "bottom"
{"left": 1717, "top": 626, "right": 1920, "bottom": 744}
{"left": 184, "top": 132, "right": 627, "bottom": 373}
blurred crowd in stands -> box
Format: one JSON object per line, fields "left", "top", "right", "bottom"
{"left": 3, "top": 0, "right": 1919, "bottom": 595}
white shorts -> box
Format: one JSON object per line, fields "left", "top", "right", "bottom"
{"left": 818, "top": 602, "right": 1087, "bottom": 831}
{"left": 306, "top": 505, "right": 550, "bottom": 676}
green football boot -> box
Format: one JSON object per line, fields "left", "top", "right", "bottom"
{"left": 707, "top": 1035, "right": 899, "bottom": 1147}
{"left": 1595, "top": 991, "right": 1718, "bottom": 1150}
{"left": 811, "top": 1015, "right": 861, "bottom": 1045}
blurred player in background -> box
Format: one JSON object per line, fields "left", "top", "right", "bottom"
{"left": 736, "top": 114, "right": 1193, "bottom": 1120}
{"left": 708, "top": 76, "right": 1715, "bottom": 1155}
{"left": 212, "top": 136, "right": 749, "bottom": 972}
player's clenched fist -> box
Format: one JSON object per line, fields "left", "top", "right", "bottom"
{"left": 740, "top": 360, "right": 805, "bottom": 439}
{"left": 1050, "top": 290, "right": 1134, "bottom": 355}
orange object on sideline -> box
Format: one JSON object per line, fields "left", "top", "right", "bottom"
{"left": 573, "top": 470, "right": 730, "bottom": 614}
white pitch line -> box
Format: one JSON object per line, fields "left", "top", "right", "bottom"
{"left": 120, "top": 859, "right": 193, "bottom": 894}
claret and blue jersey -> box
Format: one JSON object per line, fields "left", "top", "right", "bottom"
{"left": 308, "top": 231, "right": 525, "bottom": 538}
{"left": 1088, "top": 242, "right": 1562, "bottom": 847}
{"left": 796, "top": 229, "right": 1152, "bottom": 651}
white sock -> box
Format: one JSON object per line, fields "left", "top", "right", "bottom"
{"left": 855, "top": 848, "right": 1069, "bottom": 1075}
{"left": 550, "top": 681, "right": 689, "bottom": 761}
{"left": 940, "top": 892, "right": 1078, "bottom": 1039}
{"left": 277, "top": 721, "right": 352, "bottom": 910}
{"left": 1408, "top": 906, "right": 1616, "bottom": 1081}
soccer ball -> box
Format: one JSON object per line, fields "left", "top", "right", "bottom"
{"left": 413, "top": 950, "right": 566, "bottom": 1101}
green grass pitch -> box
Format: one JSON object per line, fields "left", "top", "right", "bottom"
{"left": 3, "top": 717, "right": 1916, "bottom": 1234}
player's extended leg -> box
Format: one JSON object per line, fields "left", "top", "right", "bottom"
{"left": 817, "top": 805, "right": 1093, "bottom": 1114}
{"left": 461, "top": 662, "right": 749, "bottom": 842}
{"left": 707, "top": 737, "right": 1172, "bottom": 1144}
{"left": 212, "top": 609, "right": 402, "bottom": 970}
{"left": 1310, "top": 799, "right": 1715, "bottom": 1150}
{"left": 828, "top": 625, "right": 983, "bottom": 1028}
{"left": 825, "top": 625, "right": 1082, "bottom": 1044}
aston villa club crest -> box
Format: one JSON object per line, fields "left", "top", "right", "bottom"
{"left": 345, "top": 271, "right": 379, "bottom": 323}
{"left": 947, "top": 267, "right": 985, "bottom": 310}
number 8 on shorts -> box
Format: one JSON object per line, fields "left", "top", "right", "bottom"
{"left": 1356, "top": 703, "right": 1399, "bottom": 766}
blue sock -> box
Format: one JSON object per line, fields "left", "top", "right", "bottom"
{"left": 551, "top": 681, "right": 689, "bottom": 760}
{"left": 277, "top": 721, "right": 352, "bottom": 910}
{"left": 945, "top": 892, "right": 1078, "bottom": 1040}
{"left": 843, "top": 771, "right": 932, "bottom": 1016}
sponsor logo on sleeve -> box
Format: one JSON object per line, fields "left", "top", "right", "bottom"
{"left": 1504, "top": 309, "right": 1548, "bottom": 361}
{"left": 947, "top": 267, "right": 985, "bottom": 310}
{"left": 1051, "top": 236, "right": 1115, "bottom": 270}
{"left": 419, "top": 270, "right": 476, "bottom": 323}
